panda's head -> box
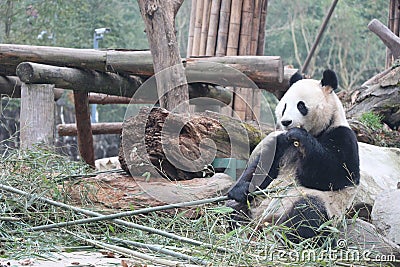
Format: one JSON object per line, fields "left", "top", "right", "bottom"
{"left": 275, "top": 69, "right": 348, "bottom": 136}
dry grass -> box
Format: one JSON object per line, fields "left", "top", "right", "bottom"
{"left": 0, "top": 145, "right": 397, "bottom": 266}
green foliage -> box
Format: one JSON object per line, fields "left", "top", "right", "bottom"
{"left": 360, "top": 111, "right": 383, "bottom": 130}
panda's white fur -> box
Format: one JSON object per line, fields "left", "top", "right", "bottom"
{"left": 227, "top": 70, "right": 360, "bottom": 243}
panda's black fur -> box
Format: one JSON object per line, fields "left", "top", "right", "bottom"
{"left": 227, "top": 69, "right": 360, "bottom": 243}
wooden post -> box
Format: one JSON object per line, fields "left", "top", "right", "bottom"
{"left": 205, "top": 0, "right": 221, "bottom": 56}
{"left": 20, "top": 83, "right": 55, "bottom": 149}
{"left": 250, "top": 0, "right": 262, "bottom": 55}
{"left": 216, "top": 0, "right": 232, "bottom": 56}
{"left": 137, "top": 0, "right": 190, "bottom": 113}
{"left": 73, "top": 91, "right": 95, "bottom": 167}
{"left": 368, "top": 19, "right": 400, "bottom": 60}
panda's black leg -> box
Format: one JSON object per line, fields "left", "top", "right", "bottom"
{"left": 227, "top": 133, "right": 290, "bottom": 204}
{"left": 282, "top": 196, "right": 330, "bottom": 245}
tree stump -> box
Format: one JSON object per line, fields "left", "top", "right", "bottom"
{"left": 119, "top": 107, "right": 268, "bottom": 180}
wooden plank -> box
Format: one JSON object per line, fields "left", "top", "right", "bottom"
{"left": 58, "top": 122, "right": 123, "bottom": 136}
{"left": 205, "top": 0, "right": 221, "bottom": 56}
{"left": 216, "top": 0, "right": 232, "bottom": 56}
{"left": 20, "top": 83, "right": 55, "bottom": 149}
{"left": 73, "top": 91, "right": 95, "bottom": 167}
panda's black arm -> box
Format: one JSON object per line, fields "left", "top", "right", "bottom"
{"left": 227, "top": 133, "right": 290, "bottom": 203}
{"left": 288, "top": 127, "right": 360, "bottom": 191}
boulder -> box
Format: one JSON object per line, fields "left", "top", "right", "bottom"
{"left": 371, "top": 189, "right": 400, "bottom": 245}
{"left": 355, "top": 142, "right": 400, "bottom": 206}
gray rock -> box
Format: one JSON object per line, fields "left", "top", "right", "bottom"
{"left": 371, "top": 189, "right": 400, "bottom": 245}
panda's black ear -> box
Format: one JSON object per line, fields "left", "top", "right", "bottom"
{"left": 289, "top": 72, "right": 303, "bottom": 87}
{"left": 321, "top": 69, "right": 338, "bottom": 91}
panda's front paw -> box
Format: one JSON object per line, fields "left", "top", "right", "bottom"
{"left": 286, "top": 127, "right": 310, "bottom": 147}
{"left": 227, "top": 181, "right": 251, "bottom": 203}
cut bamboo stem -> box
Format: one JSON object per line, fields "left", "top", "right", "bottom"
{"left": 199, "top": 0, "right": 212, "bottom": 56}
{"left": 216, "top": 0, "right": 232, "bottom": 56}
{"left": 205, "top": 0, "right": 221, "bottom": 56}
{"left": 192, "top": 0, "right": 204, "bottom": 56}
{"left": 256, "top": 0, "right": 268, "bottom": 55}
{"left": 226, "top": 0, "right": 243, "bottom": 56}
{"left": 187, "top": 0, "right": 197, "bottom": 57}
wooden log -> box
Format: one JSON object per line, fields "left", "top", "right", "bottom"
{"left": 368, "top": 19, "right": 400, "bottom": 60}
{"left": 20, "top": 83, "right": 55, "bottom": 149}
{"left": 58, "top": 122, "right": 123, "bottom": 136}
{"left": 257, "top": 0, "right": 268, "bottom": 55}
{"left": 226, "top": 0, "right": 243, "bottom": 56}
{"left": 73, "top": 91, "right": 95, "bottom": 167}
{"left": 205, "top": 0, "right": 221, "bottom": 56}
{"left": 187, "top": 0, "right": 197, "bottom": 57}
{"left": 16, "top": 62, "right": 143, "bottom": 97}
{"left": 137, "top": 0, "right": 189, "bottom": 113}
{"left": 105, "top": 50, "right": 153, "bottom": 77}
{"left": 88, "top": 93, "right": 131, "bottom": 105}
{"left": 15, "top": 62, "right": 232, "bottom": 105}
{"left": 185, "top": 56, "right": 283, "bottom": 88}
{"left": 0, "top": 75, "right": 22, "bottom": 97}
{"left": 347, "top": 66, "right": 400, "bottom": 130}
{"left": 216, "top": 0, "right": 232, "bottom": 56}
{"left": 0, "top": 75, "right": 63, "bottom": 99}
{"left": 119, "top": 107, "right": 268, "bottom": 180}
{"left": 199, "top": 0, "right": 212, "bottom": 56}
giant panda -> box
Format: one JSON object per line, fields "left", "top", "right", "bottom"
{"left": 226, "top": 69, "right": 360, "bottom": 243}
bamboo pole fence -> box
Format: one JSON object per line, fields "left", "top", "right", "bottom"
{"left": 186, "top": 0, "right": 279, "bottom": 120}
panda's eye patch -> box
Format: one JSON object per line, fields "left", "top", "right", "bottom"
{"left": 282, "top": 103, "right": 287, "bottom": 116}
{"left": 297, "top": 101, "right": 308, "bottom": 116}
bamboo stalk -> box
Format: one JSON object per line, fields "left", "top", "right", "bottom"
{"left": 239, "top": 0, "right": 254, "bottom": 56}
{"left": 256, "top": 0, "right": 268, "bottom": 55}
{"left": 226, "top": 0, "right": 243, "bottom": 56}
{"left": 199, "top": 0, "right": 212, "bottom": 56}
{"left": 216, "top": 0, "right": 232, "bottom": 56}
{"left": 111, "top": 237, "right": 208, "bottom": 265}
{"left": 63, "top": 229, "right": 180, "bottom": 266}
{"left": 187, "top": 0, "right": 197, "bottom": 57}
{"left": 206, "top": 0, "right": 221, "bottom": 56}
{"left": 192, "top": 0, "right": 204, "bottom": 56}
{"left": 250, "top": 0, "right": 262, "bottom": 55}
{"left": 0, "top": 183, "right": 233, "bottom": 253}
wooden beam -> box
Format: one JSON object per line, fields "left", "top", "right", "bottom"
{"left": 20, "top": 83, "right": 55, "bottom": 149}
{"left": 88, "top": 93, "right": 131, "bottom": 105}
{"left": 73, "top": 91, "right": 95, "bottom": 167}
{"left": 0, "top": 75, "right": 63, "bottom": 100}
{"left": 57, "top": 122, "right": 122, "bottom": 136}
{"left": 15, "top": 62, "right": 232, "bottom": 104}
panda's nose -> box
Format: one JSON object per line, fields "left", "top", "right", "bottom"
{"left": 281, "top": 120, "right": 292, "bottom": 127}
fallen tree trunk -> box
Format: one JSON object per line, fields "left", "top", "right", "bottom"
{"left": 119, "top": 107, "right": 269, "bottom": 180}
{"left": 15, "top": 62, "right": 232, "bottom": 104}
{"left": 347, "top": 66, "right": 400, "bottom": 130}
